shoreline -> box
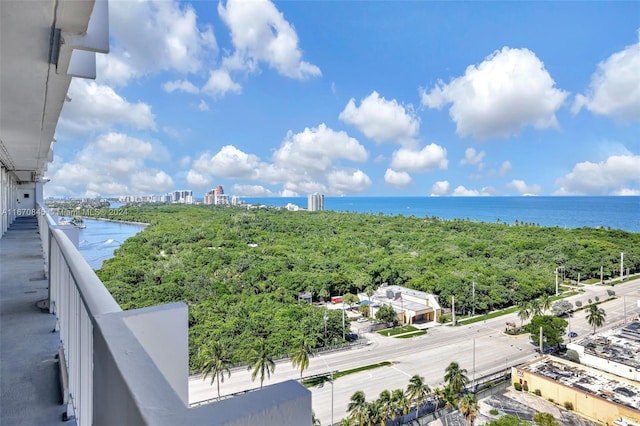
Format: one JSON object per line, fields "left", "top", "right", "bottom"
{"left": 77, "top": 216, "right": 149, "bottom": 227}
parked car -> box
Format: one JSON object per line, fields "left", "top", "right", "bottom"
{"left": 569, "top": 332, "right": 578, "bottom": 338}
{"left": 357, "top": 317, "right": 368, "bottom": 323}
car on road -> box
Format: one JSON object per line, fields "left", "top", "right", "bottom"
{"left": 569, "top": 332, "right": 578, "bottom": 338}
{"left": 357, "top": 317, "right": 368, "bottom": 323}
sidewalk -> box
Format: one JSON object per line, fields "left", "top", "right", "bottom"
{"left": 0, "top": 216, "right": 72, "bottom": 425}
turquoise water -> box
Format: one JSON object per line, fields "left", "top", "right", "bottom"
{"left": 78, "top": 219, "right": 145, "bottom": 270}
{"left": 243, "top": 196, "right": 640, "bottom": 232}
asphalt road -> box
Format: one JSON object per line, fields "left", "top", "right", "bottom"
{"left": 188, "top": 279, "right": 640, "bottom": 425}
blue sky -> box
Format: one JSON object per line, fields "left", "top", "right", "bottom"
{"left": 48, "top": 0, "right": 640, "bottom": 198}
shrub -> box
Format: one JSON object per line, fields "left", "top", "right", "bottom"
{"left": 534, "top": 389, "right": 542, "bottom": 396}
{"left": 595, "top": 296, "right": 600, "bottom": 302}
{"left": 564, "top": 401, "right": 574, "bottom": 410}
{"left": 548, "top": 398, "right": 554, "bottom": 403}
{"left": 588, "top": 298, "right": 592, "bottom": 304}
{"left": 575, "top": 301, "right": 582, "bottom": 308}
{"left": 523, "top": 383, "right": 529, "bottom": 392}
{"left": 513, "top": 383, "right": 523, "bottom": 391}
{"left": 607, "top": 289, "right": 616, "bottom": 297}
{"left": 489, "top": 409, "right": 499, "bottom": 416}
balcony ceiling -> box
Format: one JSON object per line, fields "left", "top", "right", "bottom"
{"left": 0, "top": 0, "right": 96, "bottom": 183}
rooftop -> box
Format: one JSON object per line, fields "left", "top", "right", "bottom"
{"left": 520, "top": 356, "right": 640, "bottom": 411}
{"left": 573, "top": 320, "right": 640, "bottom": 370}
{"left": 364, "top": 284, "right": 441, "bottom": 313}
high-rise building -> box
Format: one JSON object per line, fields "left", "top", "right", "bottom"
{"left": 307, "top": 193, "right": 325, "bottom": 211}
{"left": 204, "top": 186, "right": 227, "bottom": 205}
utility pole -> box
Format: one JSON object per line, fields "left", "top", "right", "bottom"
{"left": 452, "top": 295, "right": 456, "bottom": 326}
{"left": 539, "top": 326, "right": 543, "bottom": 355}
{"left": 472, "top": 337, "right": 476, "bottom": 393}
{"left": 621, "top": 252, "right": 625, "bottom": 281}
{"left": 472, "top": 281, "right": 476, "bottom": 316}
{"left": 342, "top": 301, "right": 345, "bottom": 341}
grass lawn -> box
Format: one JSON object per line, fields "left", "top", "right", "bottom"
{"left": 456, "top": 290, "right": 583, "bottom": 326}
{"left": 301, "top": 361, "right": 392, "bottom": 387}
{"left": 395, "top": 331, "right": 427, "bottom": 338}
{"left": 377, "top": 325, "right": 417, "bottom": 336}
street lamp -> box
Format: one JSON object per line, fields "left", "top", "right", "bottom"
{"left": 320, "top": 355, "right": 334, "bottom": 426}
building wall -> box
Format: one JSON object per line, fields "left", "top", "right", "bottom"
{"left": 567, "top": 343, "right": 639, "bottom": 381}
{"left": 512, "top": 366, "right": 640, "bottom": 425}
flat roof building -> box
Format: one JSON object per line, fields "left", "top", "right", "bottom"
{"left": 514, "top": 356, "right": 640, "bottom": 425}
{"left": 360, "top": 284, "right": 442, "bottom": 325}
{"left": 567, "top": 320, "right": 640, "bottom": 382}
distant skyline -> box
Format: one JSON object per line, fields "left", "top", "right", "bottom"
{"left": 46, "top": 0, "right": 640, "bottom": 198}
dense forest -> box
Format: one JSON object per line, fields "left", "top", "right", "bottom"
{"left": 95, "top": 205, "right": 639, "bottom": 367}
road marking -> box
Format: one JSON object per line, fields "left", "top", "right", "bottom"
{"left": 389, "top": 364, "right": 412, "bottom": 378}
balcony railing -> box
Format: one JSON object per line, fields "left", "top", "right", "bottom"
{"left": 36, "top": 202, "right": 311, "bottom": 425}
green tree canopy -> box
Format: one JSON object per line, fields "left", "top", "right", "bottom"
{"left": 528, "top": 315, "right": 568, "bottom": 347}
{"left": 375, "top": 304, "right": 399, "bottom": 326}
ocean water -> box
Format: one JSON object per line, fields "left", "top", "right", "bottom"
{"left": 243, "top": 196, "right": 640, "bottom": 232}
{"left": 77, "top": 219, "right": 145, "bottom": 270}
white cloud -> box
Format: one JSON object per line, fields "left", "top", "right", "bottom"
{"left": 217, "top": 0, "right": 321, "bottom": 80}
{"left": 282, "top": 180, "right": 327, "bottom": 195}
{"left": 100, "top": 0, "right": 217, "bottom": 86}
{"left": 460, "top": 147, "right": 486, "bottom": 168}
{"left": 273, "top": 124, "right": 367, "bottom": 176}
{"left": 420, "top": 47, "right": 568, "bottom": 139}
{"left": 507, "top": 179, "right": 542, "bottom": 195}
{"left": 193, "top": 145, "right": 259, "bottom": 179}
{"left": 431, "top": 180, "right": 450, "bottom": 196}
{"left": 163, "top": 79, "right": 200, "bottom": 94}
{"left": 572, "top": 40, "right": 640, "bottom": 121}
{"left": 58, "top": 80, "right": 156, "bottom": 136}
{"left": 46, "top": 133, "right": 173, "bottom": 197}
{"left": 390, "top": 143, "right": 448, "bottom": 172}
{"left": 186, "top": 170, "right": 211, "bottom": 188}
{"left": 452, "top": 185, "right": 495, "bottom": 196}
{"left": 612, "top": 188, "right": 640, "bottom": 196}
{"left": 131, "top": 171, "right": 174, "bottom": 194}
{"left": 555, "top": 155, "right": 640, "bottom": 195}
{"left": 339, "top": 91, "right": 420, "bottom": 146}
{"left": 327, "top": 169, "right": 372, "bottom": 194}
{"left": 198, "top": 100, "right": 210, "bottom": 111}
{"left": 232, "top": 184, "right": 274, "bottom": 196}
{"left": 202, "top": 69, "right": 242, "bottom": 98}
{"left": 179, "top": 156, "right": 192, "bottom": 168}
{"left": 384, "top": 169, "right": 412, "bottom": 187}
{"left": 499, "top": 161, "right": 512, "bottom": 177}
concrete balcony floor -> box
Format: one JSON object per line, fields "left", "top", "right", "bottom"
{"left": 1, "top": 216, "right": 73, "bottom": 425}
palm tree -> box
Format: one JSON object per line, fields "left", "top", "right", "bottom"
{"left": 529, "top": 298, "right": 542, "bottom": 317}
{"left": 247, "top": 338, "right": 275, "bottom": 389}
{"left": 444, "top": 361, "right": 470, "bottom": 396}
{"left": 433, "top": 386, "right": 445, "bottom": 413}
{"left": 406, "top": 374, "right": 430, "bottom": 420}
{"left": 392, "top": 388, "right": 410, "bottom": 420}
{"left": 377, "top": 389, "right": 393, "bottom": 423}
{"left": 540, "top": 294, "right": 552, "bottom": 314}
{"left": 198, "top": 341, "right": 232, "bottom": 401}
{"left": 586, "top": 304, "right": 607, "bottom": 334}
{"left": 517, "top": 301, "right": 531, "bottom": 327}
{"left": 347, "top": 391, "right": 368, "bottom": 425}
{"left": 441, "top": 385, "right": 458, "bottom": 409}
{"left": 458, "top": 393, "right": 479, "bottom": 426}
{"left": 366, "top": 400, "right": 385, "bottom": 426}
{"left": 290, "top": 337, "right": 315, "bottom": 379}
